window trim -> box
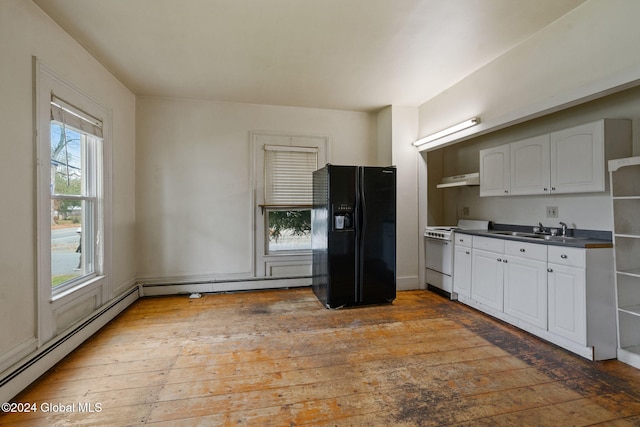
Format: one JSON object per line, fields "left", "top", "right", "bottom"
{"left": 251, "top": 131, "right": 329, "bottom": 277}
{"left": 35, "top": 58, "right": 112, "bottom": 345}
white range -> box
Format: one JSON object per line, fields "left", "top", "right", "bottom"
{"left": 424, "top": 219, "right": 490, "bottom": 295}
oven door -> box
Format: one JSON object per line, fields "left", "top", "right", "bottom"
{"left": 425, "top": 237, "right": 453, "bottom": 276}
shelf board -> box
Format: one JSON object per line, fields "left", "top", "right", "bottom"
{"left": 619, "top": 305, "right": 640, "bottom": 317}
{"left": 623, "top": 345, "right": 640, "bottom": 353}
{"left": 617, "top": 268, "right": 640, "bottom": 278}
{"left": 618, "top": 347, "right": 640, "bottom": 369}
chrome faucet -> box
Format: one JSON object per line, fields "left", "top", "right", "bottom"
{"left": 559, "top": 222, "right": 567, "bottom": 237}
{"left": 537, "top": 222, "right": 546, "bottom": 233}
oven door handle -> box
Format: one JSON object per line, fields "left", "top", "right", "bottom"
{"left": 424, "top": 237, "right": 451, "bottom": 244}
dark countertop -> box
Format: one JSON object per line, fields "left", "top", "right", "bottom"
{"left": 455, "top": 226, "right": 613, "bottom": 249}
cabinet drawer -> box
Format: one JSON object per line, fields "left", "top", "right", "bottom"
{"left": 454, "top": 233, "right": 472, "bottom": 248}
{"left": 548, "top": 246, "right": 585, "bottom": 268}
{"left": 505, "top": 240, "right": 547, "bottom": 262}
{"left": 472, "top": 236, "right": 505, "bottom": 253}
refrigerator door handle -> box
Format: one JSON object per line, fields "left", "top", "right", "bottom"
{"left": 357, "top": 167, "right": 367, "bottom": 302}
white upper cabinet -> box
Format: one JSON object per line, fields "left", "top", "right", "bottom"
{"left": 480, "top": 119, "right": 631, "bottom": 197}
{"left": 479, "top": 145, "right": 510, "bottom": 197}
{"left": 550, "top": 121, "right": 604, "bottom": 194}
{"left": 510, "top": 134, "right": 551, "bottom": 195}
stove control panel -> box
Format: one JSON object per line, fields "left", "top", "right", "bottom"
{"left": 424, "top": 228, "right": 454, "bottom": 240}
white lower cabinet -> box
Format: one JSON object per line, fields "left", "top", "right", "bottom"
{"left": 471, "top": 237, "right": 505, "bottom": 311}
{"left": 452, "top": 234, "right": 472, "bottom": 299}
{"left": 456, "top": 232, "right": 616, "bottom": 360}
{"left": 547, "top": 245, "right": 617, "bottom": 360}
{"left": 548, "top": 261, "right": 586, "bottom": 345}
{"left": 503, "top": 241, "right": 548, "bottom": 329}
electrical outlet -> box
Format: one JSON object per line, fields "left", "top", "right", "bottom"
{"left": 546, "top": 206, "right": 558, "bottom": 218}
{"left": 463, "top": 206, "right": 470, "bottom": 216}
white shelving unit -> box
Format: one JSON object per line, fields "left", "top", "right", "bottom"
{"left": 609, "top": 156, "right": 640, "bottom": 369}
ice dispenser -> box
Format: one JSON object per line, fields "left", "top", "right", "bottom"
{"left": 333, "top": 204, "right": 354, "bottom": 230}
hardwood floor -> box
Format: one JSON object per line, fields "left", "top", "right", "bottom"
{"left": 2, "top": 288, "right": 640, "bottom": 426}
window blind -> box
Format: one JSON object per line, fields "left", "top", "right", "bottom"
{"left": 51, "top": 95, "right": 103, "bottom": 138}
{"left": 264, "top": 145, "right": 318, "bottom": 205}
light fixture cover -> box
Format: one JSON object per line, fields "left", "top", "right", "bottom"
{"left": 413, "top": 117, "right": 480, "bottom": 148}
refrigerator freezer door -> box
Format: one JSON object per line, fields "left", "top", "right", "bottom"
{"left": 359, "top": 167, "right": 396, "bottom": 304}
{"left": 312, "top": 166, "right": 329, "bottom": 306}
{"left": 312, "top": 165, "right": 359, "bottom": 308}
{"left": 326, "top": 166, "right": 358, "bottom": 307}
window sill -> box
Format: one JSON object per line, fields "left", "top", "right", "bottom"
{"left": 50, "top": 275, "right": 105, "bottom": 304}
{"left": 264, "top": 251, "right": 312, "bottom": 257}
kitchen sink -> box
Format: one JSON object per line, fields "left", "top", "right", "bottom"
{"left": 540, "top": 234, "right": 579, "bottom": 241}
{"left": 485, "top": 230, "right": 579, "bottom": 241}
{"left": 487, "top": 230, "right": 539, "bottom": 238}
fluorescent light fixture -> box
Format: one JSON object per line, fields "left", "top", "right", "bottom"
{"left": 413, "top": 117, "right": 480, "bottom": 148}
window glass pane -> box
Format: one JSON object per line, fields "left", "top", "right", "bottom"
{"left": 51, "top": 122, "right": 83, "bottom": 197}
{"left": 50, "top": 117, "right": 99, "bottom": 290}
{"left": 51, "top": 202, "right": 83, "bottom": 287}
{"left": 267, "top": 209, "right": 311, "bottom": 252}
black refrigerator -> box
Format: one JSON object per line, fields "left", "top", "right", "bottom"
{"left": 311, "top": 164, "right": 396, "bottom": 308}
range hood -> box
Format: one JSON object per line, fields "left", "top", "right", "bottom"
{"left": 436, "top": 172, "right": 480, "bottom": 188}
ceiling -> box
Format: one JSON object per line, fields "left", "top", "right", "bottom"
{"left": 34, "top": 0, "right": 587, "bottom": 112}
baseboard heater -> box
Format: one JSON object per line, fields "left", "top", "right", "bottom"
{"left": 0, "top": 286, "right": 139, "bottom": 402}
{"left": 141, "top": 275, "right": 312, "bottom": 296}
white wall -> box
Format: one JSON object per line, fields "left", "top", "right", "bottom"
{"left": 0, "top": 0, "right": 136, "bottom": 374}
{"left": 390, "top": 107, "right": 420, "bottom": 290}
{"left": 136, "top": 96, "right": 377, "bottom": 284}
{"left": 417, "top": 0, "right": 640, "bottom": 150}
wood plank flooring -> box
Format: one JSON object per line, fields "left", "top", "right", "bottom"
{"left": 2, "top": 288, "right": 640, "bottom": 426}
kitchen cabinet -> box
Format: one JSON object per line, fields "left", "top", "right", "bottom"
{"left": 550, "top": 121, "right": 605, "bottom": 193}
{"left": 547, "top": 245, "right": 616, "bottom": 360}
{"left": 452, "top": 234, "right": 472, "bottom": 299}
{"left": 455, "top": 231, "right": 616, "bottom": 360}
{"left": 480, "top": 119, "right": 631, "bottom": 197}
{"left": 471, "top": 236, "right": 504, "bottom": 311}
{"left": 470, "top": 237, "right": 548, "bottom": 329}
{"left": 510, "top": 134, "right": 550, "bottom": 195}
{"left": 547, "top": 247, "right": 587, "bottom": 345}
{"left": 503, "top": 241, "right": 547, "bottom": 329}
{"left": 479, "top": 145, "right": 510, "bottom": 196}
{"left": 610, "top": 156, "right": 640, "bottom": 368}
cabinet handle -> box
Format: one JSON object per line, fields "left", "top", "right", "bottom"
{"left": 465, "top": 251, "right": 470, "bottom": 255}
{"left": 504, "top": 190, "right": 508, "bottom": 194}
{"left": 560, "top": 254, "right": 568, "bottom": 259}
{"left": 543, "top": 188, "right": 548, "bottom": 192}
{"left": 551, "top": 187, "right": 556, "bottom": 191}
{"left": 520, "top": 248, "right": 525, "bottom": 252}
{"left": 547, "top": 268, "right": 553, "bottom": 272}
{"left": 497, "top": 258, "right": 502, "bottom": 262}
{"left": 503, "top": 259, "right": 508, "bottom": 263}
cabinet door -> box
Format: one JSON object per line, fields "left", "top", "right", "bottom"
{"left": 480, "top": 145, "right": 510, "bottom": 197}
{"left": 550, "top": 121, "right": 604, "bottom": 193}
{"left": 548, "top": 263, "right": 587, "bottom": 345}
{"left": 510, "top": 135, "right": 551, "bottom": 195}
{"left": 453, "top": 245, "right": 472, "bottom": 298}
{"left": 471, "top": 249, "right": 503, "bottom": 310}
{"left": 503, "top": 256, "right": 548, "bottom": 329}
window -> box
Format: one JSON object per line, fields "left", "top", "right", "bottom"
{"left": 35, "top": 59, "right": 112, "bottom": 344}
{"left": 49, "top": 97, "right": 103, "bottom": 291}
{"left": 263, "top": 145, "right": 317, "bottom": 253}
{"left": 252, "top": 131, "right": 327, "bottom": 278}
